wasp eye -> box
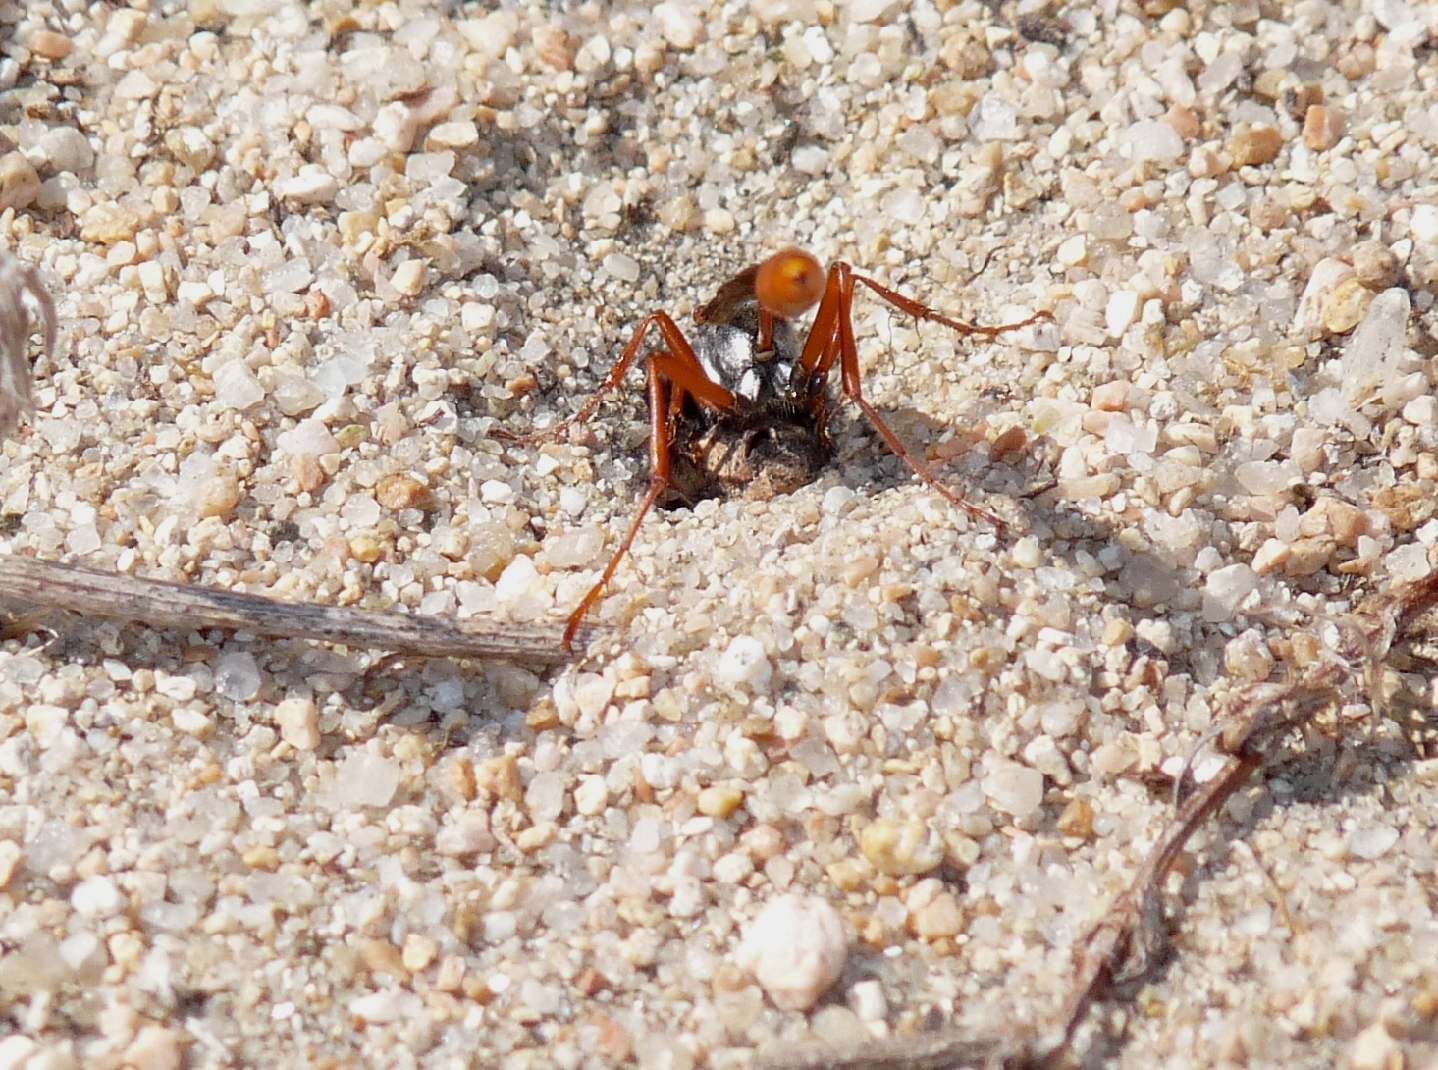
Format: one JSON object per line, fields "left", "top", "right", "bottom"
{"left": 755, "top": 249, "right": 824, "bottom": 319}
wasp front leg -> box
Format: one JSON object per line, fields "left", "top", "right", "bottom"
{"left": 495, "top": 312, "right": 734, "bottom": 446}
{"left": 556, "top": 330, "right": 738, "bottom": 648}
{"left": 798, "top": 263, "right": 1012, "bottom": 530}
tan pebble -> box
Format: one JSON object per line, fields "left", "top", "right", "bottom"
{"left": 195, "top": 471, "right": 242, "bottom": 518}
{"left": 939, "top": 30, "right": 991, "bottom": 79}
{"left": 1249, "top": 196, "right": 1289, "bottom": 232}
{"left": 391, "top": 258, "right": 428, "bottom": 298}
{"left": 697, "top": 785, "right": 744, "bottom": 818}
{"left": 526, "top": 700, "right": 560, "bottom": 731}
{"left": 658, "top": 194, "right": 696, "bottom": 231}
{"left": 1333, "top": 555, "right": 1373, "bottom": 577}
{"left": 462, "top": 975, "right": 497, "bottom": 1003}
{"left": 360, "top": 937, "right": 406, "bottom": 977}
{"left": 825, "top": 857, "right": 871, "bottom": 892}
{"left": 1281, "top": 81, "right": 1323, "bottom": 119}
{"left": 587, "top": 1013, "right": 633, "bottom": 1063}
{"left": 1224, "top": 633, "right": 1274, "bottom": 681}
{"left": 573, "top": 967, "right": 609, "bottom": 995}
{"left": 348, "top": 533, "right": 385, "bottom": 563}
{"left": 968, "top": 644, "right": 1004, "bottom": 673}
{"left": 292, "top": 454, "right": 325, "bottom": 493}
{"left": 1056, "top": 234, "right": 1088, "bottom": 266}
{"left": 434, "top": 955, "right": 464, "bottom": 991}
{"left": 1252, "top": 68, "right": 1288, "bottom": 101}
{"left": 1412, "top": 985, "right": 1438, "bottom": 1021}
{"left": 1056, "top": 797, "right": 1095, "bottom": 839}
{"left": 532, "top": 24, "right": 574, "bottom": 70}
{"left": 1372, "top": 484, "right": 1434, "bottom": 534}
{"left": 1290, "top": 429, "right": 1327, "bottom": 476}
{"left": 1060, "top": 473, "right": 1120, "bottom": 500}
{"left": 427, "top": 121, "right": 480, "bottom": 149}
{"left": 859, "top": 819, "right": 943, "bottom": 877}
{"left": 337, "top": 210, "right": 378, "bottom": 247}
{"left": 943, "top": 831, "right": 980, "bottom": 868}
{"left": 1290, "top": 631, "right": 1322, "bottom": 668}
{"left": 1302, "top": 104, "right": 1343, "bottom": 151}
{"left": 1321, "top": 276, "right": 1372, "bottom": 335}
{"left": 28, "top": 29, "right": 74, "bottom": 59}
{"left": 0, "top": 152, "right": 41, "bottom": 212}
{"left": 108, "top": 931, "right": 144, "bottom": 967}
{"left": 1283, "top": 536, "right": 1334, "bottom": 576}
{"left": 164, "top": 126, "right": 216, "bottom": 171}
{"left": 573, "top": 775, "right": 607, "bottom": 816}
{"left": 842, "top": 554, "right": 879, "bottom": 586}
{"left": 1337, "top": 42, "right": 1376, "bottom": 79}
{"left": 305, "top": 289, "right": 331, "bottom": 319}
{"left": 1101, "top": 617, "right": 1134, "bottom": 646}
{"left": 1090, "top": 740, "right": 1134, "bottom": 776}
{"left": 401, "top": 934, "right": 438, "bottom": 973}
{"left": 122, "top": 1025, "right": 184, "bottom": 1070}
{"left": 1163, "top": 104, "right": 1200, "bottom": 140}
{"left": 137, "top": 260, "right": 170, "bottom": 302}
{"left": 374, "top": 405, "right": 409, "bottom": 445}
{"left": 989, "top": 425, "right": 1027, "bottom": 460}
{"left": 1251, "top": 538, "right": 1291, "bottom": 576}
{"left": 0, "top": 841, "right": 22, "bottom": 888}
{"left": 242, "top": 845, "right": 279, "bottom": 870}
{"left": 711, "top": 963, "right": 750, "bottom": 996}
{"left": 1301, "top": 497, "right": 1369, "bottom": 548}
{"left": 1349, "top": 1022, "right": 1401, "bottom": 1070}
{"left": 79, "top": 201, "right": 141, "bottom": 244}
{"left": 1091, "top": 380, "right": 1129, "bottom": 412}
{"left": 741, "top": 824, "right": 785, "bottom": 860}
{"left": 515, "top": 823, "right": 555, "bottom": 851}
{"left": 1352, "top": 241, "right": 1401, "bottom": 292}
{"left": 1229, "top": 124, "right": 1283, "bottom": 167}
{"left": 476, "top": 755, "right": 523, "bottom": 801}
{"left": 1187, "top": 144, "right": 1224, "bottom": 178}
{"left": 274, "top": 697, "right": 320, "bottom": 751}
{"left": 910, "top": 893, "right": 964, "bottom": 939}
{"left": 614, "top": 674, "right": 650, "bottom": 700}
{"left": 108, "top": 8, "right": 146, "bottom": 41}
{"left": 376, "top": 472, "right": 433, "bottom": 510}
{"left": 447, "top": 757, "right": 477, "bottom": 801}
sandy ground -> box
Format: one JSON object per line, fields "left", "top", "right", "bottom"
{"left": 2, "top": 0, "right": 1438, "bottom": 1067}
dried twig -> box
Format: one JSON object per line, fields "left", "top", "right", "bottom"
{"left": 759, "top": 569, "right": 1438, "bottom": 1070}
{"left": 0, "top": 251, "right": 57, "bottom": 437}
{"left": 0, "top": 553, "right": 590, "bottom": 666}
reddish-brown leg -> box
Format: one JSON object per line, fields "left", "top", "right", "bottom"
{"left": 756, "top": 309, "right": 776, "bottom": 354}
{"left": 496, "top": 312, "right": 736, "bottom": 445}
{"left": 852, "top": 273, "right": 1052, "bottom": 339}
{"left": 561, "top": 347, "right": 738, "bottom": 647}
{"left": 799, "top": 262, "right": 1028, "bottom": 529}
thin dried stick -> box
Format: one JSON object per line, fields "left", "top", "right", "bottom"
{"left": 759, "top": 568, "right": 1438, "bottom": 1070}
{"left": 0, "top": 251, "right": 57, "bottom": 437}
{"left": 0, "top": 553, "right": 590, "bottom": 666}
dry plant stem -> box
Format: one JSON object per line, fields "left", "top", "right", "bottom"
{"left": 1047, "top": 750, "right": 1265, "bottom": 1060}
{"left": 0, "top": 251, "right": 58, "bottom": 437}
{"left": 0, "top": 554, "right": 586, "bottom": 666}
{"left": 756, "top": 1034, "right": 1017, "bottom": 1070}
{"left": 760, "top": 568, "right": 1438, "bottom": 1070}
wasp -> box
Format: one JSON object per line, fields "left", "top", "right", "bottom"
{"left": 499, "top": 249, "right": 1047, "bottom": 646}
